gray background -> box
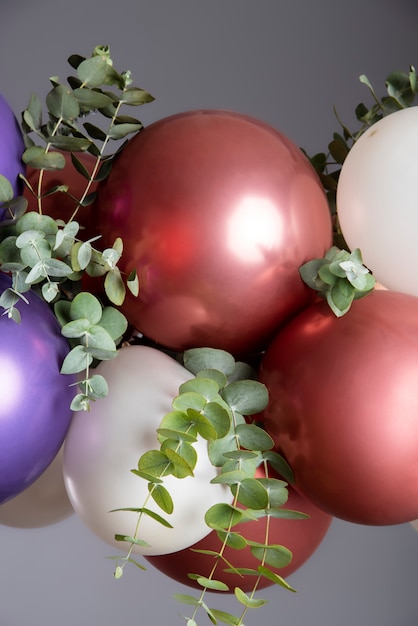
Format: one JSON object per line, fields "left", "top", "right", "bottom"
{"left": 1, "top": 1, "right": 418, "bottom": 625}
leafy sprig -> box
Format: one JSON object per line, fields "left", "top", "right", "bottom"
{"left": 112, "top": 348, "right": 303, "bottom": 626}
{"left": 299, "top": 246, "right": 375, "bottom": 316}
{"left": 0, "top": 45, "right": 154, "bottom": 408}
{"left": 304, "top": 65, "right": 418, "bottom": 248}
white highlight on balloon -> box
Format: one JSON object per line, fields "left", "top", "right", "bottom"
{"left": 227, "top": 196, "right": 284, "bottom": 263}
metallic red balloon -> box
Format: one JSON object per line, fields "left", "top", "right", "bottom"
{"left": 96, "top": 110, "right": 332, "bottom": 355}
{"left": 259, "top": 290, "right": 418, "bottom": 525}
{"left": 146, "top": 467, "right": 332, "bottom": 592}
{"left": 24, "top": 151, "right": 98, "bottom": 239}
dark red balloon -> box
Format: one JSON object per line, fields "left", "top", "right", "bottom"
{"left": 96, "top": 110, "right": 332, "bottom": 355}
{"left": 146, "top": 468, "right": 331, "bottom": 592}
{"left": 24, "top": 151, "right": 98, "bottom": 240}
{"left": 259, "top": 290, "right": 418, "bottom": 525}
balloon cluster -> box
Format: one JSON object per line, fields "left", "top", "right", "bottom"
{"left": 0, "top": 47, "right": 418, "bottom": 623}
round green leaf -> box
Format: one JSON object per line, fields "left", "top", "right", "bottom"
{"left": 70, "top": 291, "right": 103, "bottom": 324}
{"left": 235, "top": 423, "right": 274, "bottom": 451}
{"left": 222, "top": 380, "right": 269, "bottom": 415}
{"left": 183, "top": 348, "right": 236, "bottom": 377}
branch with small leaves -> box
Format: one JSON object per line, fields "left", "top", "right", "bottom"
{"left": 111, "top": 348, "right": 304, "bottom": 626}
{"left": 0, "top": 45, "right": 154, "bottom": 409}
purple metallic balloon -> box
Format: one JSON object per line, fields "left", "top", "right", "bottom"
{"left": 0, "top": 94, "right": 25, "bottom": 197}
{"left": 0, "top": 274, "right": 75, "bottom": 504}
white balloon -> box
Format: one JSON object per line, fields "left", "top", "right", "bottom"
{"left": 63, "top": 345, "right": 232, "bottom": 556}
{"left": 0, "top": 446, "right": 73, "bottom": 528}
{"left": 337, "top": 106, "right": 418, "bottom": 296}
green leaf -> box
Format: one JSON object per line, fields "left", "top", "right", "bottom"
{"left": 172, "top": 594, "right": 201, "bottom": 607}
{"left": 148, "top": 483, "right": 174, "bottom": 515}
{"left": 120, "top": 87, "right": 155, "bottom": 105}
{"left": 184, "top": 348, "right": 236, "bottom": 377}
{"left": 77, "top": 55, "right": 110, "bottom": 87}
{"left": 163, "top": 446, "right": 195, "bottom": 478}
{"left": 261, "top": 451, "right": 294, "bottom": 484}
{"left": 137, "top": 450, "right": 170, "bottom": 479}
{"left": 22, "top": 147, "right": 66, "bottom": 171}
{"left": 43, "top": 258, "right": 73, "bottom": 277}
{"left": 0, "top": 175, "right": 14, "bottom": 202}
{"left": 70, "top": 291, "right": 102, "bottom": 324}
{"left": 114, "top": 534, "right": 149, "bottom": 547}
{"left": 234, "top": 586, "right": 267, "bottom": 609}
{"left": 74, "top": 88, "right": 114, "bottom": 111}
{"left": 104, "top": 268, "right": 126, "bottom": 305}
{"left": 249, "top": 543, "right": 293, "bottom": 569}
{"left": 197, "top": 368, "right": 228, "bottom": 388}
{"left": 70, "top": 393, "right": 91, "bottom": 412}
{"left": 127, "top": 269, "right": 139, "bottom": 296}
{"left": 83, "top": 121, "right": 107, "bottom": 141}
{"left": 232, "top": 477, "right": 269, "bottom": 509}
{"left": 222, "top": 380, "right": 269, "bottom": 415}
{"left": 46, "top": 84, "right": 80, "bottom": 120}
{"left": 61, "top": 344, "right": 93, "bottom": 375}
{"left": 211, "top": 470, "right": 248, "bottom": 485}
{"left": 172, "top": 391, "right": 206, "bottom": 413}
{"left": 108, "top": 123, "right": 143, "bottom": 140}
{"left": 208, "top": 609, "right": 241, "bottom": 626}
{"left": 216, "top": 530, "right": 247, "bottom": 550}
{"left": 79, "top": 374, "right": 109, "bottom": 399}
{"left": 257, "top": 478, "right": 289, "bottom": 508}
{"left": 48, "top": 135, "right": 92, "bottom": 153}
{"left": 23, "top": 93, "right": 43, "bottom": 131}
{"left": 234, "top": 423, "right": 274, "bottom": 451}
{"left": 41, "top": 281, "right": 59, "bottom": 302}
{"left": 99, "top": 306, "right": 128, "bottom": 341}
{"left": 205, "top": 503, "right": 243, "bottom": 530}
{"left": 61, "top": 317, "right": 91, "bottom": 338}
{"left": 203, "top": 401, "right": 231, "bottom": 439}
{"left": 196, "top": 576, "right": 229, "bottom": 592}
{"left": 179, "top": 377, "right": 220, "bottom": 400}
{"left": 83, "top": 325, "right": 116, "bottom": 352}
{"left": 257, "top": 565, "right": 296, "bottom": 592}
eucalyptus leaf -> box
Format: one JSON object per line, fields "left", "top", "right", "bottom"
{"left": 108, "top": 123, "right": 143, "bottom": 140}
{"left": 249, "top": 543, "right": 293, "bottom": 569}
{"left": 0, "top": 175, "right": 14, "bottom": 203}
{"left": 148, "top": 483, "right": 174, "bottom": 515}
{"left": 221, "top": 380, "right": 269, "bottom": 415}
{"left": 48, "top": 135, "right": 92, "bottom": 152}
{"left": 257, "top": 565, "right": 296, "bottom": 592}
{"left": 183, "top": 347, "right": 236, "bottom": 377}
{"left": 179, "top": 377, "right": 220, "bottom": 400}
{"left": 22, "top": 147, "right": 66, "bottom": 171}
{"left": 77, "top": 55, "right": 110, "bottom": 87}
{"left": 99, "top": 306, "right": 128, "bottom": 341}
{"left": 127, "top": 269, "right": 139, "bottom": 296}
{"left": 74, "top": 88, "right": 114, "bottom": 111}
{"left": 70, "top": 291, "right": 102, "bottom": 324}
{"left": 120, "top": 87, "right": 155, "bottom": 105}
{"left": 46, "top": 84, "right": 80, "bottom": 120}
{"left": 196, "top": 577, "right": 229, "bottom": 592}
{"left": 137, "top": 450, "right": 170, "bottom": 479}
{"left": 234, "top": 423, "right": 274, "bottom": 451}
{"left": 232, "top": 477, "right": 269, "bottom": 509}
{"left": 208, "top": 609, "right": 241, "bottom": 626}
{"left": 61, "top": 344, "right": 93, "bottom": 375}
{"left": 205, "top": 503, "right": 243, "bottom": 530}
{"left": 234, "top": 586, "right": 267, "bottom": 609}
{"left": 104, "top": 268, "right": 126, "bottom": 305}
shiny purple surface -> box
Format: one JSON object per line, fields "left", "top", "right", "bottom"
{"left": 97, "top": 110, "right": 332, "bottom": 356}
{"left": 0, "top": 275, "right": 75, "bottom": 503}
{"left": 0, "top": 94, "right": 25, "bottom": 199}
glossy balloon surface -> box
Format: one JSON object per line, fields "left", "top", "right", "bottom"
{"left": 24, "top": 151, "right": 98, "bottom": 239}
{"left": 259, "top": 290, "right": 418, "bottom": 525}
{"left": 96, "top": 110, "right": 332, "bottom": 355}
{"left": 147, "top": 467, "right": 332, "bottom": 591}
{"left": 0, "top": 94, "right": 25, "bottom": 203}
{"left": 337, "top": 106, "right": 418, "bottom": 296}
{"left": 0, "top": 275, "right": 75, "bottom": 503}
{"left": 0, "top": 446, "right": 73, "bottom": 528}
{"left": 63, "top": 345, "right": 232, "bottom": 556}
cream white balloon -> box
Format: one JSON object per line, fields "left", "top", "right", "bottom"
{"left": 63, "top": 345, "right": 232, "bottom": 556}
{"left": 0, "top": 446, "right": 73, "bottom": 528}
{"left": 337, "top": 106, "right": 418, "bottom": 295}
